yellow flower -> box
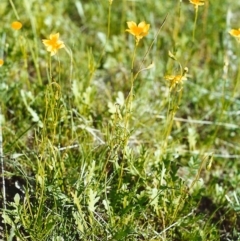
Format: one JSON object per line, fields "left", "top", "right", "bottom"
{"left": 189, "top": 0, "right": 205, "bottom": 8}
{"left": 229, "top": 28, "right": 240, "bottom": 42}
{"left": 165, "top": 68, "right": 188, "bottom": 90}
{"left": 11, "top": 21, "right": 22, "bottom": 30}
{"left": 42, "top": 33, "right": 65, "bottom": 56}
{"left": 165, "top": 75, "right": 184, "bottom": 89}
{"left": 0, "top": 59, "right": 4, "bottom": 66}
{"left": 126, "top": 21, "right": 150, "bottom": 45}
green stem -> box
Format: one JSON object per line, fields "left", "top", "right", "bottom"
{"left": 131, "top": 44, "right": 137, "bottom": 71}
{"left": 232, "top": 45, "right": 240, "bottom": 97}
{"left": 192, "top": 7, "right": 199, "bottom": 41}
{"left": 107, "top": 3, "right": 112, "bottom": 39}
{"left": 57, "top": 55, "right": 61, "bottom": 83}
{"left": 9, "top": 0, "right": 20, "bottom": 20}
{"left": 161, "top": 87, "right": 183, "bottom": 159}
{"left": 48, "top": 55, "right": 52, "bottom": 83}
{"left": 125, "top": 44, "right": 137, "bottom": 131}
{"left": 118, "top": 41, "right": 136, "bottom": 188}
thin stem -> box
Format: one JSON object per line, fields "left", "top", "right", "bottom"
{"left": 161, "top": 86, "right": 183, "bottom": 159}
{"left": 9, "top": 0, "right": 20, "bottom": 20}
{"left": 139, "top": 14, "right": 168, "bottom": 71}
{"left": 178, "top": 0, "right": 182, "bottom": 19}
{"left": 232, "top": 44, "right": 240, "bottom": 97}
{"left": 192, "top": 7, "right": 199, "bottom": 41}
{"left": 124, "top": 44, "right": 137, "bottom": 133}
{"left": 57, "top": 55, "right": 61, "bottom": 83}
{"left": 120, "top": 0, "right": 127, "bottom": 35}
{"left": 107, "top": 3, "right": 112, "bottom": 39}
{"left": 161, "top": 94, "right": 175, "bottom": 152}
{"left": 131, "top": 44, "right": 137, "bottom": 71}
{"left": 66, "top": 47, "right": 74, "bottom": 84}
{"left": 49, "top": 55, "right": 52, "bottom": 82}
{"left": 121, "top": 44, "right": 137, "bottom": 188}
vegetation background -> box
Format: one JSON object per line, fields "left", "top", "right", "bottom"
{"left": 0, "top": 0, "right": 240, "bottom": 240}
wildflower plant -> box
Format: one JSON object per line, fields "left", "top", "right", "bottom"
{"left": 124, "top": 21, "right": 150, "bottom": 148}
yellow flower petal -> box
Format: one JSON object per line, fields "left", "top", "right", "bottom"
{"left": 127, "top": 21, "right": 137, "bottom": 29}
{"left": 229, "top": 29, "right": 240, "bottom": 37}
{"left": 0, "top": 59, "right": 4, "bottom": 66}
{"left": 138, "top": 21, "right": 150, "bottom": 37}
{"left": 11, "top": 21, "right": 22, "bottom": 30}
{"left": 164, "top": 71, "right": 187, "bottom": 90}
{"left": 126, "top": 21, "right": 150, "bottom": 45}
{"left": 42, "top": 33, "right": 65, "bottom": 56}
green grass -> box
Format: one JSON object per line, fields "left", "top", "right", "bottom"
{"left": 1, "top": 0, "right": 240, "bottom": 240}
